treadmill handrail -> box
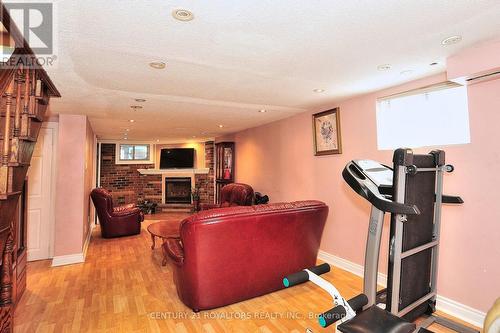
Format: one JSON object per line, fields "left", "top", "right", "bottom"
{"left": 441, "top": 195, "right": 464, "bottom": 204}
{"left": 342, "top": 162, "right": 420, "bottom": 215}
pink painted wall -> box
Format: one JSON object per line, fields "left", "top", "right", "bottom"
{"left": 228, "top": 71, "right": 500, "bottom": 312}
{"left": 447, "top": 38, "right": 500, "bottom": 81}
{"left": 54, "top": 114, "right": 95, "bottom": 256}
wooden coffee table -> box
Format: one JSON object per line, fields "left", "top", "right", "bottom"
{"left": 147, "top": 220, "right": 181, "bottom": 266}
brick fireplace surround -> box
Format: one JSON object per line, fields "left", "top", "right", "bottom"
{"left": 99, "top": 142, "right": 215, "bottom": 207}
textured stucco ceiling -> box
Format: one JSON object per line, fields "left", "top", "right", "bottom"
{"left": 21, "top": 0, "right": 500, "bottom": 141}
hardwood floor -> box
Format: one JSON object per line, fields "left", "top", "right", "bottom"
{"left": 14, "top": 213, "right": 480, "bottom": 333}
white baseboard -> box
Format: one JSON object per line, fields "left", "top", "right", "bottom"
{"left": 318, "top": 250, "right": 388, "bottom": 286}
{"left": 51, "top": 224, "right": 94, "bottom": 267}
{"left": 51, "top": 253, "right": 85, "bottom": 267}
{"left": 318, "top": 250, "right": 485, "bottom": 328}
{"left": 436, "top": 294, "right": 486, "bottom": 329}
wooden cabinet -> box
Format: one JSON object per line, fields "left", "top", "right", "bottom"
{"left": 11, "top": 179, "right": 27, "bottom": 307}
{"left": 215, "top": 142, "right": 235, "bottom": 203}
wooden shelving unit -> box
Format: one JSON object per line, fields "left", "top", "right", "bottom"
{"left": 215, "top": 142, "right": 235, "bottom": 203}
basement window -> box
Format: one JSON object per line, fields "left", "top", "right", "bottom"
{"left": 115, "top": 144, "right": 153, "bottom": 164}
{"left": 376, "top": 82, "right": 471, "bottom": 150}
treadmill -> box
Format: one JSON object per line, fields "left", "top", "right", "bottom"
{"left": 339, "top": 149, "right": 477, "bottom": 333}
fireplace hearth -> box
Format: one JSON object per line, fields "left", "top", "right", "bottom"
{"left": 165, "top": 177, "right": 192, "bottom": 204}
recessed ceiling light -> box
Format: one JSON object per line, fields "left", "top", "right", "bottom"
{"left": 125, "top": 128, "right": 130, "bottom": 131}
{"left": 192, "top": 135, "right": 197, "bottom": 138}
{"left": 129, "top": 119, "right": 135, "bottom": 123}
{"left": 259, "top": 109, "right": 267, "bottom": 113}
{"left": 441, "top": 35, "right": 462, "bottom": 45}
{"left": 149, "top": 62, "right": 166, "bottom": 69}
{"left": 218, "top": 124, "right": 224, "bottom": 128}
{"left": 400, "top": 70, "right": 413, "bottom": 75}
{"left": 377, "top": 64, "right": 392, "bottom": 71}
{"left": 134, "top": 98, "right": 146, "bottom": 103}
{"left": 156, "top": 139, "right": 160, "bottom": 142}
{"left": 123, "top": 137, "right": 128, "bottom": 140}
{"left": 130, "top": 105, "right": 143, "bottom": 110}
{"left": 313, "top": 89, "right": 325, "bottom": 93}
{"left": 172, "top": 9, "right": 194, "bottom": 21}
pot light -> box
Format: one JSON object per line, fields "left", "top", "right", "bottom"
{"left": 313, "top": 89, "right": 325, "bottom": 93}
{"left": 172, "top": 9, "right": 194, "bottom": 21}
{"left": 134, "top": 98, "right": 146, "bottom": 103}
{"left": 156, "top": 139, "right": 160, "bottom": 142}
{"left": 377, "top": 64, "right": 392, "bottom": 71}
{"left": 218, "top": 124, "right": 224, "bottom": 128}
{"left": 441, "top": 35, "right": 462, "bottom": 45}
{"left": 123, "top": 137, "right": 128, "bottom": 140}
{"left": 125, "top": 128, "right": 130, "bottom": 131}
{"left": 259, "top": 109, "right": 267, "bottom": 113}
{"left": 149, "top": 62, "right": 166, "bottom": 69}
{"left": 129, "top": 119, "right": 135, "bottom": 123}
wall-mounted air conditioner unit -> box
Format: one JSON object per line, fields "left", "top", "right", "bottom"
{"left": 451, "top": 67, "right": 500, "bottom": 86}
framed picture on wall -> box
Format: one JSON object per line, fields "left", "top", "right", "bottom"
{"left": 312, "top": 108, "right": 342, "bottom": 155}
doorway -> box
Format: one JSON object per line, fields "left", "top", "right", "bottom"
{"left": 27, "top": 123, "right": 57, "bottom": 261}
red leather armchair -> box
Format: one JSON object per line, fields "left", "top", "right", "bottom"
{"left": 90, "top": 188, "right": 144, "bottom": 238}
{"left": 164, "top": 200, "right": 328, "bottom": 311}
{"left": 200, "top": 183, "right": 254, "bottom": 210}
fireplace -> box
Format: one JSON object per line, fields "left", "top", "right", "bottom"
{"left": 165, "top": 177, "right": 192, "bottom": 204}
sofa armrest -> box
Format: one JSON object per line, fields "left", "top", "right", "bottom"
{"left": 164, "top": 238, "right": 184, "bottom": 266}
{"left": 114, "top": 203, "right": 136, "bottom": 212}
{"left": 200, "top": 203, "right": 220, "bottom": 211}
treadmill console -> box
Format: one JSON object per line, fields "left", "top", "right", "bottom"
{"left": 353, "top": 160, "right": 393, "bottom": 195}
{"left": 343, "top": 160, "right": 419, "bottom": 215}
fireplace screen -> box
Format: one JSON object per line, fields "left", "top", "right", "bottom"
{"left": 165, "top": 177, "right": 192, "bottom": 204}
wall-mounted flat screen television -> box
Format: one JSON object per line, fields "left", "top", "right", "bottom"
{"left": 160, "top": 148, "right": 195, "bottom": 169}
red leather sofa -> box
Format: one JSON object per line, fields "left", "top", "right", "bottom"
{"left": 164, "top": 200, "right": 328, "bottom": 311}
{"left": 200, "top": 183, "right": 254, "bottom": 210}
{"left": 90, "top": 188, "right": 144, "bottom": 238}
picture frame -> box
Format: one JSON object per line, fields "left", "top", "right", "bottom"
{"left": 312, "top": 108, "right": 342, "bottom": 155}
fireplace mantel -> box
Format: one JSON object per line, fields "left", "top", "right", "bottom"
{"left": 137, "top": 168, "right": 210, "bottom": 204}
{"left": 137, "top": 168, "right": 210, "bottom": 175}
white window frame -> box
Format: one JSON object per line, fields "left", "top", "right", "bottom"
{"left": 114, "top": 143, "right": 154, "bottom": 165}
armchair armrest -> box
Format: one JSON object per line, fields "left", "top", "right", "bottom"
{"left": 200, "top": 203, "right": 220, "bottom": 211}
{"left": 111, "top": 207, "right": 141, "bottom": 218}
{"left": 114, "top": 203, "right": 136, "bottom": 212}
{"left": 164, "top": 238, "right": 184, "bottom": 266}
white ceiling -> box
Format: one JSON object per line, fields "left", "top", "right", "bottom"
{"left": 39, "top": 0, "right": 500, "bottom": 142}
